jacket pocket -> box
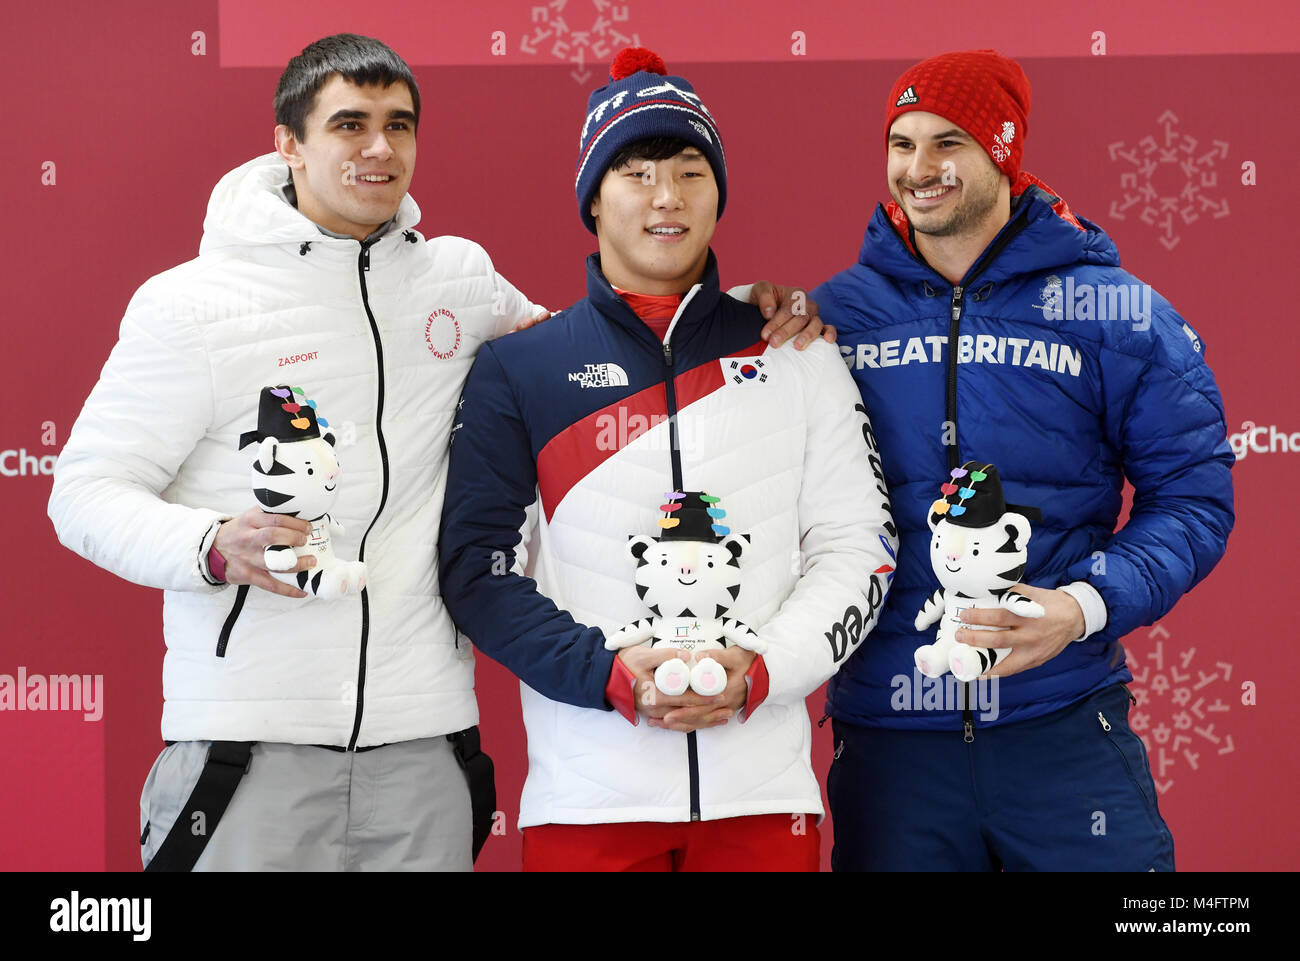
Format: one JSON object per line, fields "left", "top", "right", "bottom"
{"left": 1096, "top": 697, "right": 1157, "bottom": 811}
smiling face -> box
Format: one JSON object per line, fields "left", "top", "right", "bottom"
{"left": 274, "top": 74, "right": 417, "bottom": 240}
{"left": 590, "top": 147, "right": 717, "bottom": 295}
{"left": 926, "top": 513, "right": 1032, "bottom": 598}
{"left": 251, "top": 435, "right": 341, "bottom": 521}
{"left": 628, "top": 535, "right": 744, "bottom": 618}
{"left": 887, "top": 111, "right": 1006, "bottom": 240}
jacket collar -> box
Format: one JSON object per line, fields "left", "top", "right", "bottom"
{"left": 282, "top": 179, "right": 397, "bottom": 244}
{"left": 584, "top": 249, "right": 724, "bottom": 348}
{"left": 858, "top": 171, "right": 1120, "bottom": 287}
{"left": 200, "top": 153, "right": 421, "bottom": 255}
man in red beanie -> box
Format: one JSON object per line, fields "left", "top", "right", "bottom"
{"left": 812, "top": 50, "right": 1234, "bottom": 871}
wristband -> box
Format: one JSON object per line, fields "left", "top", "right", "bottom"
{"left": 207, "top": 544, "right": 228, "bottom": 584}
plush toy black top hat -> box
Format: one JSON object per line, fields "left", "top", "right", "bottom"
{"left": 656, "top": 491, "right": 731, "bottom": 541}
{"left": 238, "top": 385, "right": 326, "bottom": 449}
{"left": 931, "top": 461, "right": 1042, "bottom": 527}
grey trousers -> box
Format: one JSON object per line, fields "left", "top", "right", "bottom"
{"left": 139, "top": 738, "right": 473, "bottom": 871}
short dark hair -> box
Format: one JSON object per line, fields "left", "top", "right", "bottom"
{"left": 274, "top": 34, "right": 421, "bottom": 142}
{"left": 606, "top": 137, "right": 699, "bottom": 174}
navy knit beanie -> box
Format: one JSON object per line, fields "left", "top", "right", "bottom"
{"left": 575, "top": 47, "right": 726, "bottom": 234}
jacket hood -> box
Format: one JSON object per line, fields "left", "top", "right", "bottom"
{"left": 858, "top": 170, "right": 1120, "bottom": 286}
{"left": 198, "top": 153, "right": 422, "bottom": 254}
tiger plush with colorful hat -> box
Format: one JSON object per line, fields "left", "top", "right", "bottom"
{"left": 914, "top": 461, "right": 1044, "bottom": 682}
{"left": 237, "top": 385, "right": 367, "bottom": 600}
{"left": 604, "top": 492, "right": 765, "bottom": 697}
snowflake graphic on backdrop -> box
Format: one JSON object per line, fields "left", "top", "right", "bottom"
{"left": 1106, "top": 111, "right": 1230, "bottom": 250}
{"left": 519, "top": 0, "right": 639, "bottom": 84}
{"left": 1126, "top": 624, "right": 1238, "bottom": 795}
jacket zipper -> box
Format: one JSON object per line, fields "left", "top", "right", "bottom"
{"left": 1098, "top": 709, "right": 1160, "bottom": 812}
{"left": 215, "top": 585, "right": 249, "bottom": 657}
{"left": 931, "top": 206, "right": 1032, "bottom": 471}
{"left": 346, "top": 238, "right": 391, "bottom": 751}
{"left": 1099, "top": 698, "right": 1170, "bottom": 855}
{"left": 919, "top": 211, "right": 1031, "bottom": 742}
{"left": 948, "top": 278, "right": 975, "bottom": 744}
{"left": 662, "top": 338, "right": 684, "bottom": 491}
{"left": 945, "top": 285, "right": 965, "bottom": 471}
{"left": 660, "top": 333, "right": 702, "bottom": 820}
{"left": 948, "top": 280, "right": 975, "bottom": 744}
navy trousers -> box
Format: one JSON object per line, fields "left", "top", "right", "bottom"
{"left": 827, "top": 683, "right": 1175, "bottom": 871}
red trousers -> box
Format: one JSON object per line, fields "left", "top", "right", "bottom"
{"left": 522, "top": 814, "right": 820, "bottom": 871}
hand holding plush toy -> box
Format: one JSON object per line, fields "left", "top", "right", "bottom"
{"left": 605, "top": 492, "right": 765, "bottom": 697}
{"left": 237, "top": 385, "right": 367, "bottom": 600}
{"left": 914, "top": 461, "right": 1044, "bottom": 682}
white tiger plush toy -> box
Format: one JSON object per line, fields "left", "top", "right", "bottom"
{"left": 605, "top": 492, "right": 765, "bottom": 697}
{"left": 914, "top": 461, "right": 1044, "bottom": 682}
{"left": 237, "top": 385, "right": 367, "bottom": 600}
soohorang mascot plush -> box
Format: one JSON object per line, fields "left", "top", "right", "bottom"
{"left": 237, "top": 385, "right": 366, "bottom": 600}
{"left": 604, "top": 492, "right": 766, "bottom": 697}
{"left": 914, "top": 461, "right": 1045, "bottom": 682}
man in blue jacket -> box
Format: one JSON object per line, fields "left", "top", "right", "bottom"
{"left": 813, "top": 50, "right": 1234, "bottom": 871}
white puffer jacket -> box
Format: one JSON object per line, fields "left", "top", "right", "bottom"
{"left": 48, "top": 153, "right": 539, "bottom": 747}
{"left": 440, "top": 256, "right": 900, "bottom": 825}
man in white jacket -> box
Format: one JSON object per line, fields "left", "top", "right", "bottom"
{"left": 49, "top": 34, "right": 826, "bottom": 871}
{"left": 48, "top": 33, "right": 552, "bottom": 871}
{"left": 439, "top": 48, "right": 898, "bottom": 871}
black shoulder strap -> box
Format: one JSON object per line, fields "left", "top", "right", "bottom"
{"left": 144, "top": 741, "right": 253, "bottom": 872}
{"left": 446, "top": 727, "right": 496, "bottom": 862}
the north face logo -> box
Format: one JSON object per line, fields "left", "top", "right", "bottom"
{"left": 569, "top": 363, "right": 629, "bottom": 388}
{"left": 688, "top": 119, "right": 712, "bottom": 143}
{"left": 895, "top": 86, "right": 919, "bottom": 107}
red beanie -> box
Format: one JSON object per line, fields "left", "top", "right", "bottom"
{"left": 884, "top": 50, "right": 1031, "bottom": 181}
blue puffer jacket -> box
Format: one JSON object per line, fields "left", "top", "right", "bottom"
{"left": 812, "top": 177, "right": 1235, "bottom": 731}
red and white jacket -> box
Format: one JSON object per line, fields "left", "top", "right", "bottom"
{"left": 440, "top": 252, "right": 899, "bottom": 827}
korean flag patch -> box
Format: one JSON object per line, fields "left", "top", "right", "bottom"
{"left": 723, "top": 356, "right": 769, "bottom": 386}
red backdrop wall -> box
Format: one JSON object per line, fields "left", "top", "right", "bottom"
{"left": 2, "top": 0, "right": 1295, "bottom": 872}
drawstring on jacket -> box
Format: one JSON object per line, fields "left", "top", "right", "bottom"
{"left": 297, "top": 224, "right": 410, "bottom": 256}
{"left": 299, "top": 229, "right": 413, "bottom": 257}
